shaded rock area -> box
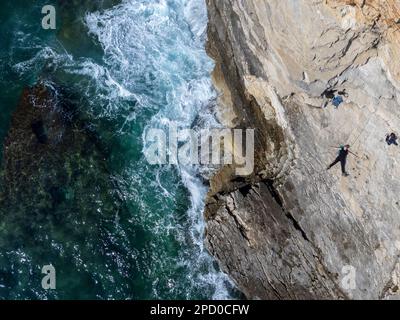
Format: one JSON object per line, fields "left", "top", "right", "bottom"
{"left": 205, "top": 0, "right": 400, "bottom": 300}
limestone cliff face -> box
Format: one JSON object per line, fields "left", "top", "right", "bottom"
{"left": 205, "top": 0, "right": 400, "bottom": 299}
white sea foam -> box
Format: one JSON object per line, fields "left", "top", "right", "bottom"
{"left": 83, "top": 0, "right": 234, "bottom": 299}
{"left": 13, "top": 46, "right": 72, "bottom": 74}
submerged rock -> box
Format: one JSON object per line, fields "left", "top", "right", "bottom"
{"left": 0, "top": 82, "right": 121, "bottom": 252}
{"left": 205, "top": 0, "right": 400, "bottom": 299}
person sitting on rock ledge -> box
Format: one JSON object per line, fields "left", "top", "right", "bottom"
{"left": 327, "top": 144, "right": 357, "bottom": 177}
{"left": 386, "top": 132, "right": 398, "bottom": 146}
{"left": 322, "top": 88, "right": 348, "bottom": 109}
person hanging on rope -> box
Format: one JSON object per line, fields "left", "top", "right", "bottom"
{"left": 327, "top": 144, "right": 358, "bottom": 177}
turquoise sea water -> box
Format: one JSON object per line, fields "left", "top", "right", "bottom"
{"left": 0, "top": 0, "right": 236, "bottom": 299}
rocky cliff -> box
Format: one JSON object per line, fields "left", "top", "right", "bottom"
{"left": 205, "top": 0, "right": 400, "bottom": 299}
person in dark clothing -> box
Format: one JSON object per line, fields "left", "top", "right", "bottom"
{"left": 327, "top": 144, "right": 352, "bottom": 177}
{"left": 322, "top": 88, "right": 348, "bottom": 108}
{"left": 322, "top": 89, "right": 337, "bottom": 100}
{"left": 386, "top": 133, "right": 398, "bottom": 146}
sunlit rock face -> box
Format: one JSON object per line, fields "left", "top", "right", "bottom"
{"left": 205, "top": 0, "right": 400, "bottom": 299}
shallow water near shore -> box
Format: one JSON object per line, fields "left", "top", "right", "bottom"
{"left": 0, "top": 0, "right": 238, "bottom": 299}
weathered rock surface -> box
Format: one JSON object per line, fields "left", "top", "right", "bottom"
{"left": 205, "top": 0, "right": 400, "bottom": 299}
